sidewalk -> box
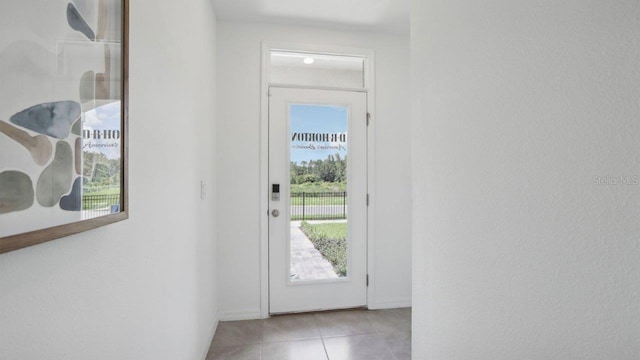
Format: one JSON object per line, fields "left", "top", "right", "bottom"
{"left": 289, "top": 221, "right": 339, "bottom": 281}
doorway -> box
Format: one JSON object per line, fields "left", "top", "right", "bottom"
{"left": 268, "top": 87, "right": 368, "bottom": 314}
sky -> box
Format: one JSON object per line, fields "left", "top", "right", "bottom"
{"left": 290, "top": 104, "right": 348, "bottom": 163}
{"left": 83, "top": 101, "right": 121, "bottom": 160}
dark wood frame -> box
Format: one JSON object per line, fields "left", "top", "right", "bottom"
{"left": 0, "top": 0, "right": 129, "bottom": 254}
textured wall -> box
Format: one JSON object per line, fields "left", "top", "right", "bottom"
{"left": 412, "top": 0, "right": 640, "bottom": 358}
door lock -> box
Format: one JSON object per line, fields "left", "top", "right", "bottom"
{"left": 271, "top": 209, "right": 280, "bottom": 217}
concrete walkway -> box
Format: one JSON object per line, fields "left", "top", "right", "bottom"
{"left": 289, "top": 221, "right": 339, "bottom": 281}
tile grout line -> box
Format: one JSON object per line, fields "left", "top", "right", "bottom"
{"left": 319, "top": 327, "right": 380, "bottom": 340}
{"left": 373, "top": 311, "right": 408, "bottom": 360}
{"left": 313, "top": 313, "right": 331, "bottom": 359}
{"left": 262, "top": 336, "right": 323, "bottom": 344}
{"left": 382, "top": 332, "right": 399, "bottom": 360}
{"left": 312, "top": 312, "right": 325, "bottom": 338}
{"left": 320, "top": 337, "right": 331, "bottom": 360}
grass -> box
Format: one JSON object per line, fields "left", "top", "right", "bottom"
{"left": 83, "top": 187, "right": 121, "bottom": 195}
{"left": 299, "top": 221, "right": 347, "bottom": 276}
{"left": 290, "top": 182, "right": 347, "bottom": 206}
{"left": 82, "top": 190, "right": 120, "bottom": 210}
{"left": 291, "top": 182, "right": 346, "bottom": 193}
{"left": 291, "top": 194, "right": 346, "bottom": 206}
{"left": 291, "top": 215, "right": 346, "bottom": 221}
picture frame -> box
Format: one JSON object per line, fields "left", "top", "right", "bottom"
{"left": 0, "top": 0, "right": 129, "bottom": 253}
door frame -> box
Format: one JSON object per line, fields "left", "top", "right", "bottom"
{"left": 259, "top": 42, "right": 376, "bottom": 318}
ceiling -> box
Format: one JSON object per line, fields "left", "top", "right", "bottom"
{"left": 212, "top": 0, "right": 410, "bottom": 35}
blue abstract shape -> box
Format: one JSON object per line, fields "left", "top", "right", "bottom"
{"left": 60, "top": 177, "right": 82, "bottom": 211}
{"left": 67, "top": 3, "right": 96, "bottom": 41}
{"left": 10, "top": 101, "right": 81, "bottom": 139}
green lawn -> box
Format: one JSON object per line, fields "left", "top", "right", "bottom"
{"left": 299, "top": 221, "right": 347, "bottom": 276}
{"left": 82, "top": 189, "right": 120, "bottom": 210}
{"left": 291, "top": 182, "right": 346, "bottom": 193}
{"left": 291, "top": 214, "right": 346, "bottom": 221}
{"left": 291, "top": 195, "right": 346, "bottom": 206}
{"left": 289, "top": 182, "right": 347, "bottom": 206}
{"left": 83, "top": 187, "right": 121, "bottom": 195}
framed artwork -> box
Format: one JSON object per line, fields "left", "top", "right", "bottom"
{"left": 0, "top": 0, "right": 129, "bottom": 253}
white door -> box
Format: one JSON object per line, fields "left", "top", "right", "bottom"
{"left": 268, "top": 87, "right": 368, "bottom": 314}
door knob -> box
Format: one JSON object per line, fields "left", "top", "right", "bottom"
{"left": 271, "top": 209, "right": 280, "bottom": 217}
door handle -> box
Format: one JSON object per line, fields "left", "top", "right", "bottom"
{"left": 271, "top": 209, "right": 280, "bottom": 217}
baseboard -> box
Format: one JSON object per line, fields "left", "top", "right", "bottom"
{"left": 368, "top": 298, "right": 412, "bottom": 310}
{"left": 218, "top": 308, "right": 263, "bottom": 321}
{"left": 199, "top": 317, "right": 219, "bottom": 360}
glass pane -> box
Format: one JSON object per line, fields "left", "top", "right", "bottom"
{"left": 81, "top": 101, "right": 122, "bottom": 219}
{"left": 271, "top": 51, "right": 364, "bottom": 89}
{"left": 289, "top": 104, "right": 348, "bottom": 281}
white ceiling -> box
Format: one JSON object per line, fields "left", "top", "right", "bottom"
{"left": 212, "top": 0, "right": 410, "bottom": 35}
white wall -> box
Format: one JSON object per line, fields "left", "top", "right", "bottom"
{"left": 0, "top": 1, "right": 219, "bottom": 359}
{"left": 216, "top": 21, "right": 411, "bottom": 319}
{"left": 270, "top": 67, "right": 363, "bottom": 89}
{"left": 412, "top": 1, "right": 639, "bottom": 359}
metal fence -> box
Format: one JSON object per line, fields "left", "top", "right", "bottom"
{"left": 82, "top": 194, "right": 120, "bottom": 219}
{"left": 290, "top": 192, "right": 347, "bottom": 220}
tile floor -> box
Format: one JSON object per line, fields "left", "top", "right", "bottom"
{"left": 206, "top": 308, "right": 411, "bottom": 360}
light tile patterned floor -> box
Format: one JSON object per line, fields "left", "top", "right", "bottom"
{"left": 206, "top": 308, "right": 411, "bottom": 360}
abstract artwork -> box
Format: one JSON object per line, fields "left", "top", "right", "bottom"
{"left": 10, "top": 101, "right": 82, "bottom": 139}
{"left": 0, "top": 0, "right": 128, "bottom": 253}
{"left": 0, "top": 171, "right": 34, "bottom": 215}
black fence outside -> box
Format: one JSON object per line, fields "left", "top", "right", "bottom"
{"left": 290, "top": 192, "right": 347, "bottom": 220}
{"left": 82, "top": 194, "right": 120, "bottom": 219}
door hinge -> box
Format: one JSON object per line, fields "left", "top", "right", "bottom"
{"left": 366, "top": 274, "right": 369, "bottom": 287}
{"left": 366, "top": 194, "right": 369, "bottom": 206}
{"left": 366, "top": 112, "right": 371, "bottom": 126}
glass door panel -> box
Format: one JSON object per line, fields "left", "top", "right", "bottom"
{"left": 289, "top": 104, "right": 349, "bottom": 282}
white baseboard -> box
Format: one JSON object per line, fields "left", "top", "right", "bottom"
{"left": 368, "top": 298, "right": 412, "bottom": 310}
{"left": 218, "top": 308, "right": 263, "bottom": 321}
{"left": 199, "top": 317, "right": 219, "bottom": 360}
